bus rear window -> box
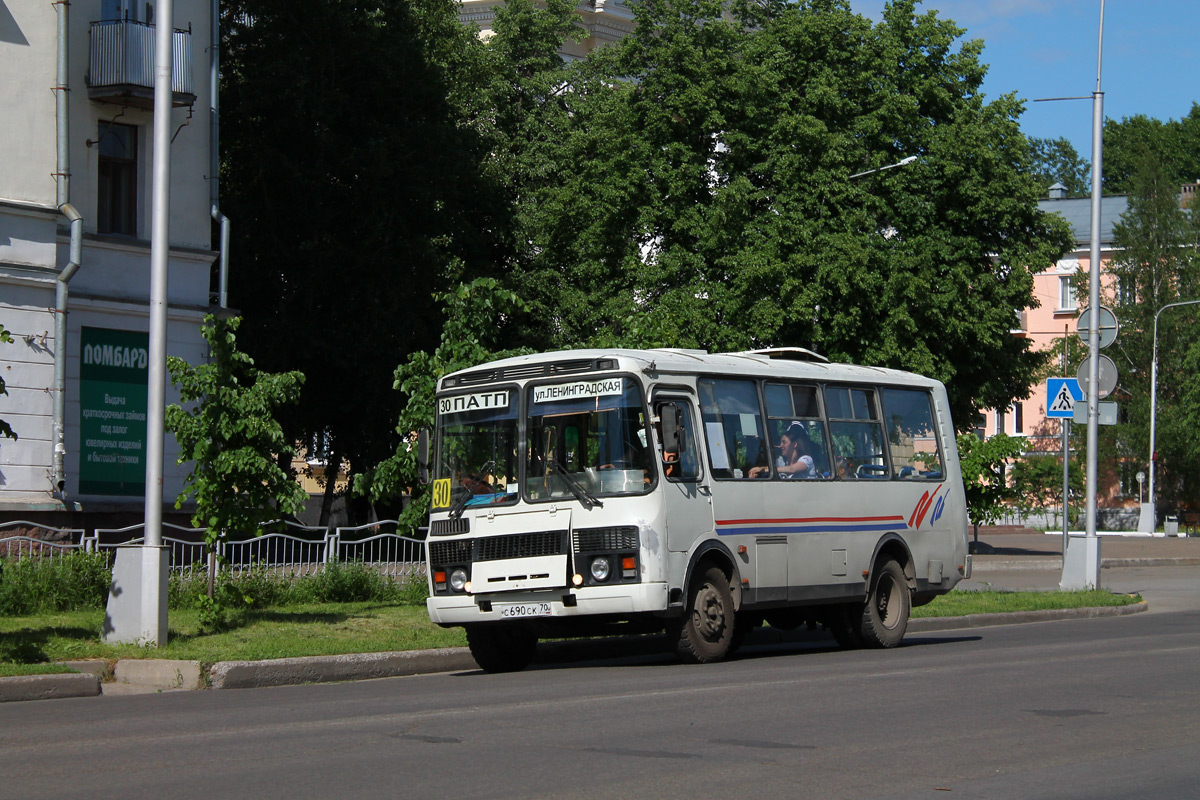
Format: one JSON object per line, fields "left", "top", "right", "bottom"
{"left": 881, "top": 388, "right": 943, "bottom": 479}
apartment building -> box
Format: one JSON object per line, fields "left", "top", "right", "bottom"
{"left": 0, "top": 0, "right": 219, "bottom": 528}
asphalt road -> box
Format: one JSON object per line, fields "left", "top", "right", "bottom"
{"left": 2, "top": 596, "right": 1198, "bottom": 800}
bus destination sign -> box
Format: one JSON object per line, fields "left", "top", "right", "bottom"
{"left": 533, "top": 378, "right": 623, "bottom": 404}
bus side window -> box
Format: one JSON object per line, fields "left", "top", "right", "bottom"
{"left": 825, "top": 385, "right": 888, "bottom": 480}
{"left": 698, "top": 379, "right": 765, "bottom": 480}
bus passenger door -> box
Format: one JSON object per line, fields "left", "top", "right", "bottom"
{"left": 654, "top": 396, "right": 714, "bottom": 553}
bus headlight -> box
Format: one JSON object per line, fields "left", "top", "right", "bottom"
{"left": 590, "top": 556, "right": 611, "bottom": 582}
{"left": 450, "top": 568, "right": 468, "bottom": 592}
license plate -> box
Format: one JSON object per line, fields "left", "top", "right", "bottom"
{"left": 497, "top": 602, "right": 552, "bottom": 619}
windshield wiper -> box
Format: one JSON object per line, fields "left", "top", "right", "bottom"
{"left": 549, "top": 460, "right": 603, "bottom": 509}
{"left": 449, "top": 460, "right": 496, "bottom": 520}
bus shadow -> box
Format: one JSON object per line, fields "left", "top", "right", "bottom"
{"left": 452, "top": 629, "right": 984, "bottom": 674}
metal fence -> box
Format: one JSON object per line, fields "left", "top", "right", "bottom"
{"left": 0, "top": 520, "right": 426, "bottom": 581}
{"left": 0, "top": 521, "right": 92, "bottom": 559}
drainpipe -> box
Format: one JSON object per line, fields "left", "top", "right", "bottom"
{"left": 54, "top": 0, "right": 83, "bottom": 497}
{"left": 210, "top": 0, "right": 229, "bottom": 308}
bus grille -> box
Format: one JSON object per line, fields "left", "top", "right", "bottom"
{"left": 428, "top": 531, "right": 568, "bottom": 565}
{"left": 430, "top": 518, "right": 471, "bottom": 536}
{"left": 573, "top": 526, "right": 639, "bottom": 553}
{"left": 428, "top": 539, "right": 472, "bottom": 565}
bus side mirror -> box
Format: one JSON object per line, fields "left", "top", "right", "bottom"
{"left": 660, "top": 403, "right": 686, "bottom": 456}
{"left": 417, "top": 428, "right": 431, "bottom": 485}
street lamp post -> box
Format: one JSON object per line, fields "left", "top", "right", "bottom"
{"left": 1060, "top": 0, "right": 1105, "bottom": 591}
{"left": 848, "top": 155, "right": 917, "bottom": 181}
{"left": 1142, "top": 299, "right": 1200, "bottom": 532}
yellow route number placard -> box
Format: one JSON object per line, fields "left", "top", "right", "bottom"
{"left": 431, "top": 478, "right": 452, "bottom": 510}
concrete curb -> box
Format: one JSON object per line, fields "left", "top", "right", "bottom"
{"left": 209, "top": 647, "right": 478, "bottom": 690}
{"left": 0, "top": 673, "right": 100, "bottom": 702}
{"left": 114, "top": 659, "right": 203, "bottom": 690}
{"left": 909, "top": 600, "right": 1148, "bottom": 632}
{"left": 974, "top": 557, "right": 1200, "bottom": 572}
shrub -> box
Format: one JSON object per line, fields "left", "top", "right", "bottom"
{"left": 1, "top": 553, "right": 428, "bottom": 615}
{"left": 0, "top": 551, "right": 111, "bottom": 615}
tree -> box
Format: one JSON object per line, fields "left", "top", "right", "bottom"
{"left": 1028, "top": 136, "right": 1089, "bottom": 197}
{"left": 166, "top": 315, "right": 308, "bottom": 567}
{"left": 0, "top": 323, "right": 14, "bottom": 441}
{"left": 355, "top": 278, "right": 531, "bottom": 534}
{"left": 1009, "top": 453, "right": 1083, "bottom": 531}
{"left": 956, "top": 433, "right": 1023, "bottom": 546}
{"left": 1103, "top": 104, "right": 1200, "bottom": 195}
{"left": 503, "top": 0, "right": 1072, "bottom": 427}
{"left": 220, "top": 0, "right": 509, "bottom": 526}
{"left": 1099, "top": 153, "right": 1200, "bottom": 513}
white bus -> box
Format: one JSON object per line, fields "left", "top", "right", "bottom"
{"left": 421, "top": 347, "right": 970, "bottom": 672}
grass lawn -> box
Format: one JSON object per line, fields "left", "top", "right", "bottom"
{"left": 0, "top": 603, "right": 466, "bottom": 677}
{"left": 913, "top": 589, "right": 1141, "bottom": 618}
{"left": 1, "top": 590, "right": 1141, "bottom": 678}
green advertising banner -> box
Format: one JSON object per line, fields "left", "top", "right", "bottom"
{"left": 78, "top": 326, "right": 149, "bottom": 496}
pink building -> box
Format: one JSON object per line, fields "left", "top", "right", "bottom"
{"left": 979, "top": 186, "right": 1134, "bottom": 517}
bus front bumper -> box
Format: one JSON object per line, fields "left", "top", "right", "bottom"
{"left": 427, "top": 582, "right": 669, "bottom": 626}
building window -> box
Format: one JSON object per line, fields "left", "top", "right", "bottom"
{"left": 973, "top": 414, "right": 986, "bottom": 439}
{"left": 1119, "top": 462, "right": 1140, "bottom": 499}
{"left": 1117, "top": 277, "right": 1136, "bottom": 307}
{"left": 97, "top": 122, "right": 137, "bottom": 236}
{"left": 1014, "top": 402, "right": 1023, "bottom": 435}
{"left": 995, "top": 409, "right": 1006, "bottom": 436}
{"left": 1058, "top": 274, "right": 1077, "bottom": 312}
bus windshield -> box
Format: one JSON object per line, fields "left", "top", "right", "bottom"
{"left": 434, "top": 390, "right": 519, "bottom": 511}
{"left": 524, "top": 377, "right": 652, "bottom": 502}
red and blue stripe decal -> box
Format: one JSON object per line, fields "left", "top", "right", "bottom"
{"left": 715, "top": 486, "right": 948, "bottom": 536}
{"left": 716, "top": 515, "right": 906, "bottom": 535}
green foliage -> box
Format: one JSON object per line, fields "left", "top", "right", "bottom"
{"left": 167, "top": 563, "right": 428, "bottom": 612}
{"left": 956, "top": 433, "right": 1023, "bottom": 530}
{"left": 1096, "top": 153, "right": 1200, "bottom": 512}
{"left": 1103, "top": 104, "right": 1200, "bottom": 195}
{"left": 1028, "top": 136, "right": 1090, "bottom": 197}
{"left": 166, "top": 315, "right": 308, "bottom": 554}
{"left": 166, "top": 313, "right": 309, "bottom": 622}
{"left": 355, "top": 278, "right": 531, "bottom": 532}
{"left": 1009, "top": 454, "right": 1084, "bottom": 529}
{"left": 221, "top": 0, "right": 509, "bottom": 511}
{"left": 0, "top": 552, "right": 111, "bottom": 615}
{"left": 0, "top": 323, "right": 14, "bottom": 441}
{"left": 498, "top": 0, "right": 1070, "bottom": 425}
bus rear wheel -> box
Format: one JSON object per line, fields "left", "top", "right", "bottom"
{"left": 859, "top": 558, "right": 910, "bottom": 648}
{"left": 673, "top": 566, "right": 736, "bottom": 664}
{"left": 466, "top": 625, "right": 537, "bottom": 673}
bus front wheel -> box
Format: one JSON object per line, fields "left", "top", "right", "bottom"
{"left": 466, "top": 625, "right": 537, "bottom": 673}
{"left": 673, "top": 566, "right": 736, "bottom": 664}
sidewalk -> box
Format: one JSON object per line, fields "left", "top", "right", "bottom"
{"left": 3, "top": 529, "right": 1196, "bottom": 702}
{"left": 969, "top": 527, "right": 1200, "bottom": 569}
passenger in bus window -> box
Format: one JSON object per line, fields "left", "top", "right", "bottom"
{"left": 751, "top": 422, "right": 816, "bottom": 479}
{"left": 835, "top": 455, "right": 855, "bottom": 480}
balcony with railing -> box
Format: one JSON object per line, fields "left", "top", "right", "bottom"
{"left": 87, "top": 19, "right": 196, "bottom": 108}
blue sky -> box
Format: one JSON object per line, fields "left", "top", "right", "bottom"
{"left": 849, "top": 1, "right": 1199, "bottom": 159}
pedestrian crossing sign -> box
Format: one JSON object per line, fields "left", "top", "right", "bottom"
{"left": 1047, "top": 378, "right": 1082, "bottom": 418}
